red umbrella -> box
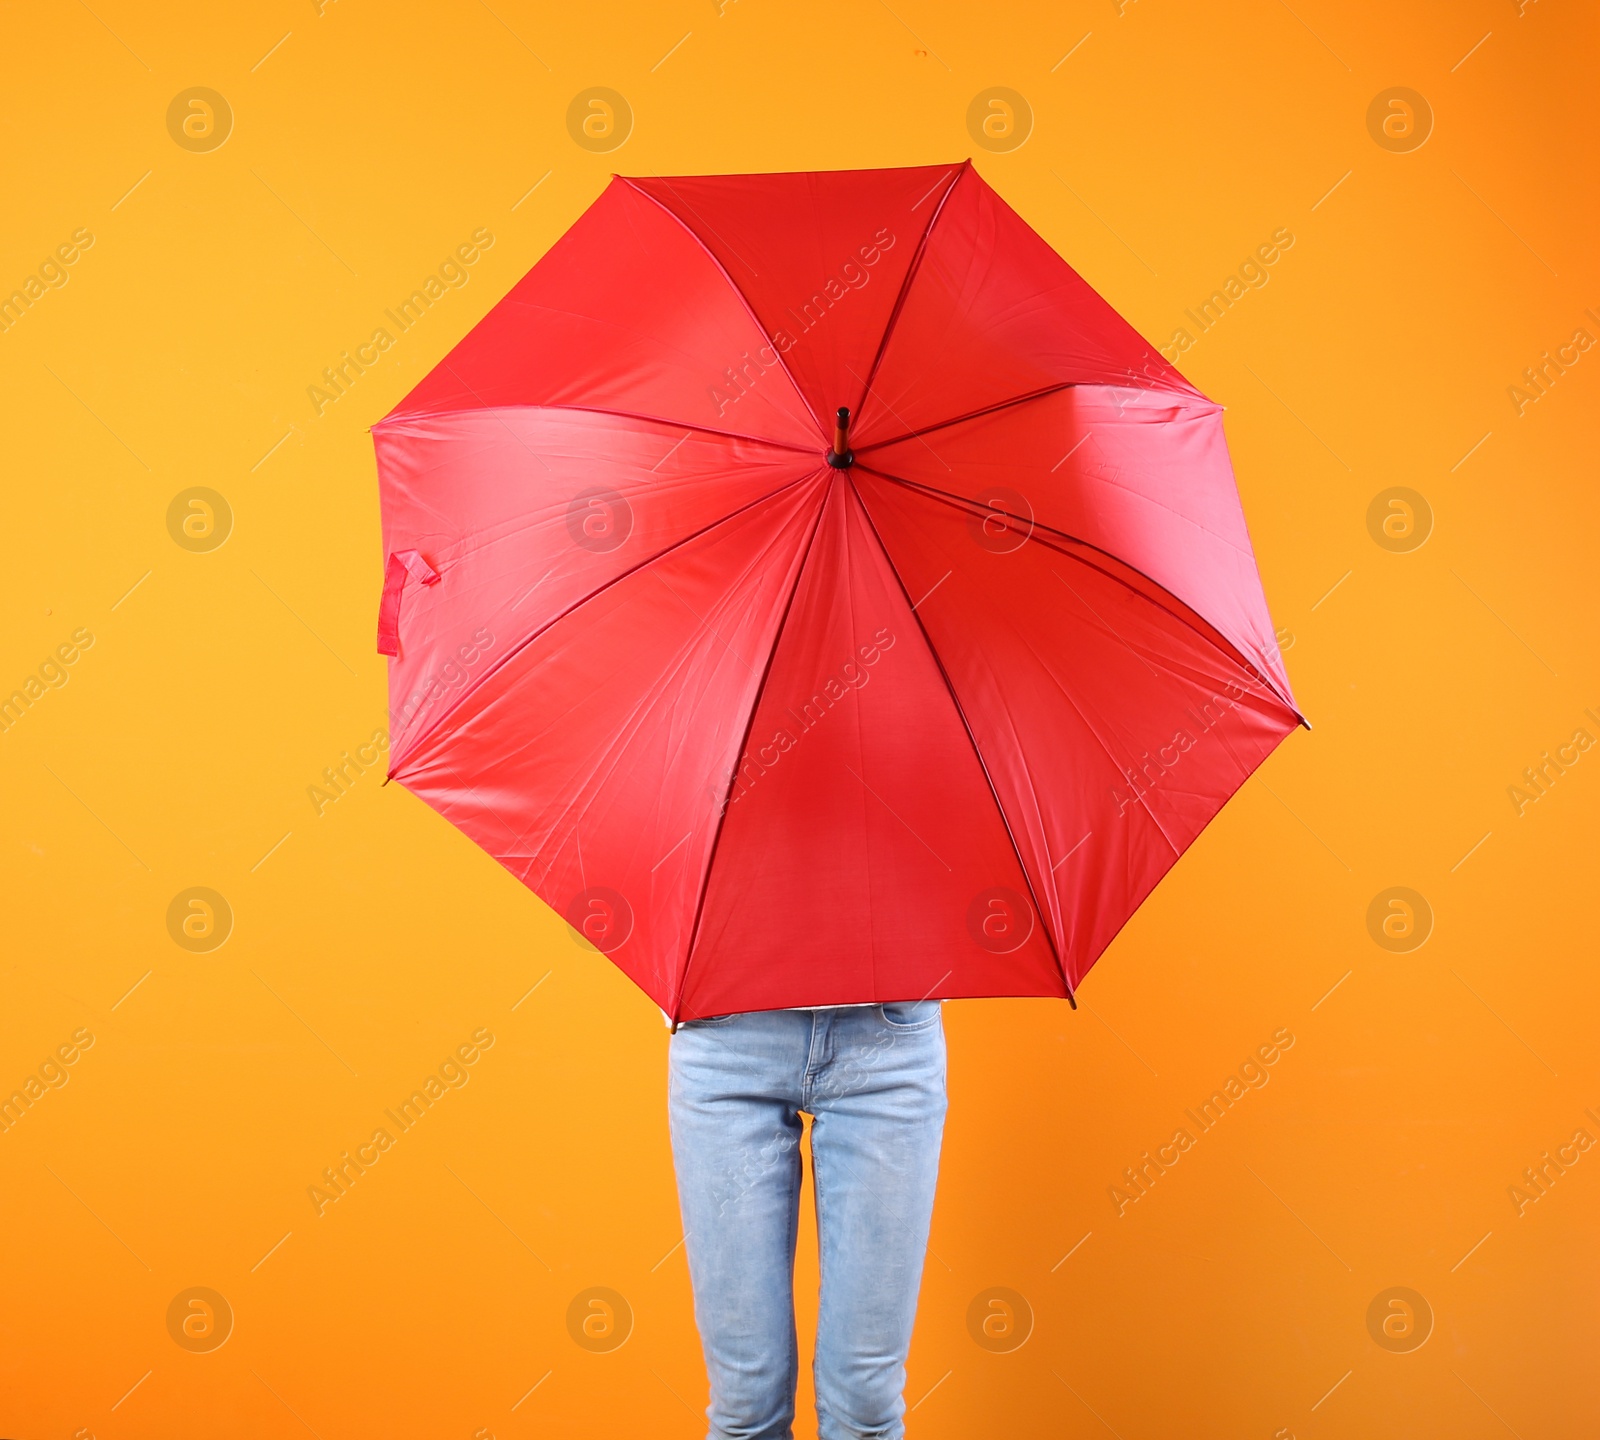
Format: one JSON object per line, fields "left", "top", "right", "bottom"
{"left": 373, "top": 162, "right": 1304, "bottom": 1023}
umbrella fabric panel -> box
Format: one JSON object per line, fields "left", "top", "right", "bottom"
{"left": 852, "top": 470, "right": 1301, "bottom": 990}
{"left": 628, "top": 165, "right": 964, "bottom": 428}
{"left": 862, "top": 385, "right": 1298, "bottom": 712}
{"left": 393, "top": 473, "right": 830, "bottom": 1012}
{"left": 383, "top": 176, "right": 819, "bottom": 449}
{"left": 374, "top": 406, "right": 820, "bottom": 761}
{"left": 852, "top": 167, "right": 1201, "bottom": 449}
{"left": 682, "top": 476, "right": 1066, "bottom": 1020}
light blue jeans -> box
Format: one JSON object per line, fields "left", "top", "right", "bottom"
{"left": 668, "top": 1003, "right": 948, "bottom": 1440}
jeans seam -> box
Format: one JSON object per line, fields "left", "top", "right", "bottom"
{"left": 785, "top": 1120, "right": 801, "bottom": 1415}
{"left": 803, "top": 1010, "right": 823, "bottom": 1106}
{"left": 811, "top": 1113, "right": 827, "bottom": 1421}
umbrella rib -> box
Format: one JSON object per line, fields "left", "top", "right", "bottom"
{"left": 853, "top": 462, "right": 1302, "bottom": 721}
{"left": 671, "top": 479, "right": 836, "bottom": 1022}
{"left": 850, "top": 160, "right": 969, "bottom": 423}
{"left": 845, "top": 480, "right": 1076, "bottom": 1006}
{"left": 374, "top": 401, "right": 820, "bottom": 456}
{"left": 857, "top": 468, "right": 1300, "bottom": 874}
{"left": 387, "top": 469, "right": 827, "bottom": 775}
{"left": 854, "top": 382, "right": 1077, "bottom": 453}
{"left": 853, "top": 379, "right": 1217, "bottom": 456}
{"left": 620, "top": 177, "right": 826, "bottom": 440}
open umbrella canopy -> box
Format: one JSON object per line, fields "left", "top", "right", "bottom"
{"left": 372, "top": 161, "right": 1304, "bottom": 1022}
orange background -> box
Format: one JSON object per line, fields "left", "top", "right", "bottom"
{"left": 3, "top": 0, "right": 1597, "bottom": 1435}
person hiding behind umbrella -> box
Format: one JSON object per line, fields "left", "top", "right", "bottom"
{"left": 665, "top": 408, "right": 948, "bottom": 1439}
{"left": 372, "top": 162, "right": 1302, "bottom": 1440}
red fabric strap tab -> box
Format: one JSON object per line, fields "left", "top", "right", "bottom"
{"left": 376, "top": 549, "right": 440, "bottom": 656}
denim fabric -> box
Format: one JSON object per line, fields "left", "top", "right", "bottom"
{"left": 668, "top": 1003, "right": 948, "bottom": 1440}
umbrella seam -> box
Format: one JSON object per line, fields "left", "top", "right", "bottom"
{"left": 619, "top": 177, "right": 827, "bottom": 442}
{"left": 378, "top": 425, "right": 822, "bottom": 599}
{"left": 854, "top": 462, "right": 1302, "bottom": 722}
{"left": 858, "top": 391, "right": 1260, "bottom": 566}
{"left": 388, "top": 470, "right": 825, "bottom": 774}
{"left": 855, "top": 381, "right": 1077, "bottom": 452}
{"left": 672, "top": 476, "right": 837, "bottom": 1021}
{"left": 979, "top": 175, "right": 1206, "bottom": 404}
{"left": 1049, "top": 564, "right": 1285, "bottom": 713}
{"left": 852, "top": 381, "right": 1218, "bottom": 455}
{"left": 409, "top": 477, "right": 834, "bottom": 1010}
{"left": 839, "top": 490, "right": 878, "bottom": 1001}
{"left": 850, "top": 161, "right": 970, "bottom": 423}
{"left": 940, "top": 625, "right": 1074, "bottom": 951}
{"left": 846, "top": 478, "right": 1075, "bottom": 1003}
{"left": 375, "top": 402, "right": 820, "bottom": 456}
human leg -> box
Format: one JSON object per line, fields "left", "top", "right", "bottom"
{"left": 805, "top": 1002, "right": 948, "bottom": 1440}
{"left": 668, "top": 1009, "right": 815, "bottom": 1440}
